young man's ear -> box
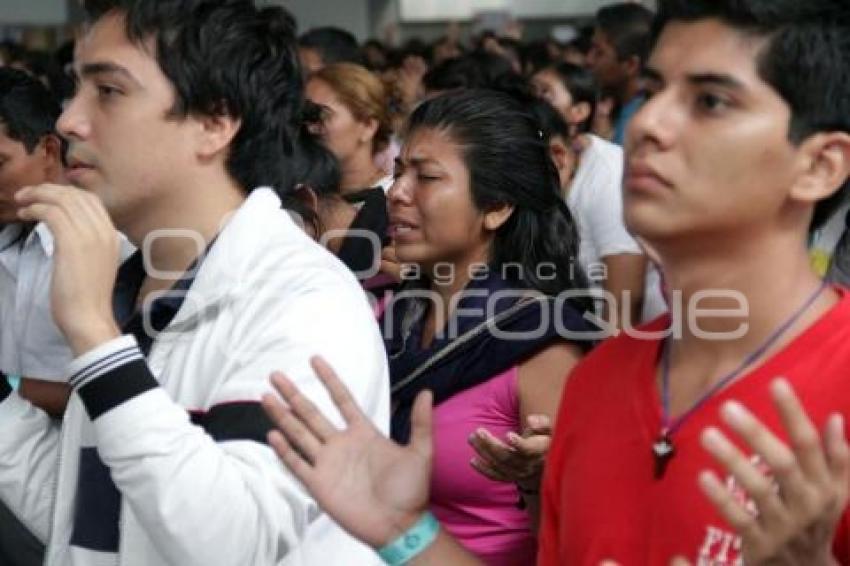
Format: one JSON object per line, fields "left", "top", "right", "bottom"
{"left": 621, "top": 55, "right": 643, "bottom": 80}
{"left": 790, "top": 132, "right": 850, "bottom": 204}
{"left": 38, "top": 134, "right": 63, "bottom": 177}
{"left": 39, "top": 134, "right": 62, "bottom": 161}
{"left": 196, "top": 111, "right": 242, "bottom": 160}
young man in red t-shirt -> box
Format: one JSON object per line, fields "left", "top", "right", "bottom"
{"left": 254, "top": 0, "right": 850, "bottom": 565}
{"left": 537, "top": 0, "right": 850, "bottom": 564}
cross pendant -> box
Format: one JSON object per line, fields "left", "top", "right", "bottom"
{"left": 652, "top": 435, "right": 675, "bottom": 479}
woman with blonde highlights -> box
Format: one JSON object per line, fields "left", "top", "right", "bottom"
{"left": 306, "top": 62, "right": 395, "bottom": 195}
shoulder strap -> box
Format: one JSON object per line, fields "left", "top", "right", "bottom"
{"left": 390, "top": 295, "right": 547, "bottom": 396}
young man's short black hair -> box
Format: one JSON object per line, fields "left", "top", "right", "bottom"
{"left": 297, "top": 27, "right": 362, "bottom": 67}
{"left": 83, "top": 0, "right": 302, "bottom": 194}
{"left": 0, "top": 67, "right": 61, "bottom": 153}
{"left": 654, "top": 0, "right": 850, "bottom": 229}
{"left": 596, "top": 3, "right": 656, "bottom": 63}
{"left": 423, "top": 51, "right": 522, "bottom": 94}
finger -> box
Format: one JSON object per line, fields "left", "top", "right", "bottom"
{"left": 669, "top": 557, "right": 692, "bottom": 566}
{"left": 17, "top": 186, "right": 106, "bottom": 244}
{"left": 259, "top": 392, "right": 322, "bottom": 463}
{"left": 525, "top": 414, "right": 552, "bottom": 436}
{"left": 14, "top": 183, "right": 70, "bottom": 205}
{"left": 700, "top": 426, "right": 789, "bottom": 529}
{"left": 379, "top": 260, "right": 402, "bottom": 282}
{"left": 824, "top": 414, "right": 850, "bottom": 512}
{"left": 16, "top": 184, "right": 94, "bottom": 226}
{"left": 506, "top": 431, "right": 550, "bottom": 458}
{"left": 75, "top": 190, "right": 116, "bottom": 232}
{"left": 261, "top": 388, "right": 290, "bottom": 429}
{"left": 469, "top": 429, "right": 518, "bottom": 465}
{"left": 469, "top": 457, "right": 512, "bottom": 483}
{"left": 17, "top": 202, "right": 74, "bottom": 237}
{"left": 310, "top": 356, "right": 367, "bottom": 426}
{"left": 269, "top": 372, "right": 337, "bottom": 441}
{"left": 267, "top": 429, "right": 316, "bottom": 482}
{"left": 825, "top": 414, "right": 850, "bottom": 481}
{"left": 718, "top": 400, "right": 809, "bottom": 510}
{"left": 409, "top": 390, "right": 433, "bottom": 459}
{"left": 770, "top": 379, "right": 831, "bottom": 484}
{"left": 469, "top": 431, "right": 531, "bottom": 478}
{"left": 697, "top": 468, "right": 764, "bottom": 544}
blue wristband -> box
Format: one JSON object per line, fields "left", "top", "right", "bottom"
{"left": 377, "top": 512, "right": 440, "bottom": 565}
{"left": 6, "top": 374, "right": 20, "bottom": 391}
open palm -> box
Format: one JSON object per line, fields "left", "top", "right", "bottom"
{"left": 262, "top": 357, "right": 433, "bottom": 549}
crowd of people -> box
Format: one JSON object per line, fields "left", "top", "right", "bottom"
{"left": 0, "top": 0, "right": 848, "bottom": 565}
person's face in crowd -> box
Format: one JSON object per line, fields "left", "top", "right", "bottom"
{"left": 299, "top": 47, "right": 324, "bottom": 76}
{"left": 57, "top": 12, "right": 205, "bottom": 229}
{"left": 563, "top": 46, "right": 586, "bottom": 67}
{"left": 586, "top": 28, "right": 626, "bottom": 91}
{"left": 0, "top": 127, "right": 61, "bottom": 223}
{"left": 306, "top": 77, "right": 377, "bottom": 164}
{"left": 388, "top": 127, "right": 494, "bottom": 271}
{"left": 432, "top": 40, "right": 461, "bottom": 66}
{"left": 531, "top": 71, "right": 592, "bottom": 139}
{"left": 623, "top": 19, "right": 807, "bottom": 245}
{"left": 363, "top": 45, "right": 387, "bottom": 70}
{"left": 531, "top": 70, "right": 575, "bottom": 121}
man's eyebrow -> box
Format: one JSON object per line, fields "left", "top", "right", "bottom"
{"left": 642, "top": 66, "right": 747, "bottom": 92}
{"left": 77, "top": 62, "right": 142, "bottom": 87}
{"left": 686, "top": 72, "right": 747, "bottom": 91}
{"left": 642, "top": 66, "right": 664, "bottom": 84}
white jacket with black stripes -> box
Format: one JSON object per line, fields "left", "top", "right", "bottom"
{"left": 0, "top": 188, "right": 390, "bottom": 566}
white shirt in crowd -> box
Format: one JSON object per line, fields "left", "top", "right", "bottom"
{"left": 566, "top": 134, "right": 668, "bottom": 322}
{"left": 0, "top": 223, "right": 134, "bottom": 382}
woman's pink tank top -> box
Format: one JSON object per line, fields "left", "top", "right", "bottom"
{"left": 429, "top": 366, "right": 536, "bottom": 565}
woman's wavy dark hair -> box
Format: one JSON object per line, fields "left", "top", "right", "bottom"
{"left": 405, "top": 89, "right": 589, "bottom": 303}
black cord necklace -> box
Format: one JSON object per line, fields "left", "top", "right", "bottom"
{"left": 653, "top": 281, "right": 828, "bottom": 479}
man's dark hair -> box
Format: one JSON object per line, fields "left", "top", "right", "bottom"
{"left": 298, "top": 27, "right": 362, "bottom": 67}
{"left": 596, "top": 3, "right": 655, "bottom": 63}
{"left": 83, "top": 0, "right": 302, "bottom": 194}
{"left": 520, "top": 40, "right": 557, "bottom": 76}
{"left": 654, "top": 0, "right": 850, "bottom": 229}
{"left": 423, "top": 51, "right": 524, "bottom": 94}
{"left": 542, "top": 63, "right": 599, "bottom": 135}
{"left": 0, "top": 67, "right": 61, "bottom": 153}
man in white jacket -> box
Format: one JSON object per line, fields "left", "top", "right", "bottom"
{"left": 5, "top": 1, "right": 390, "bottom": 564}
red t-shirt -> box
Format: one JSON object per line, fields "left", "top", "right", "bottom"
{"left": 539, "top": 290, "right": 850, "bottom": 566}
